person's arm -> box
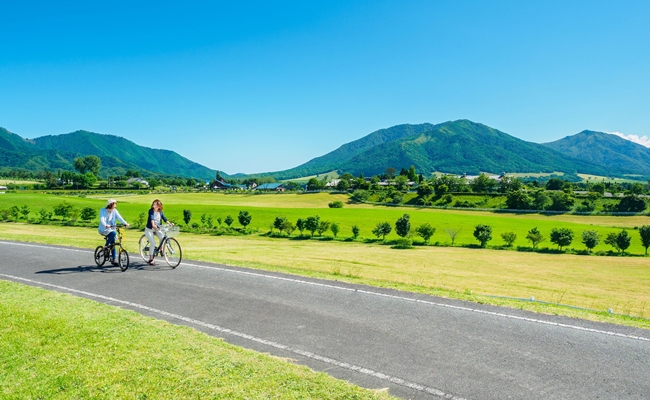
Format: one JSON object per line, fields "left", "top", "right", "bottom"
{"left": 149, "top": 208, "right": 158, "bottom": 229}
{"left": 99, "top": 209, "right": 110, "bottom": 229}
{"left": 161, "top": 211, "right": 172, "bottom": 225}
{"left": 114, "top": 209, "right": 129, "bottom": 226}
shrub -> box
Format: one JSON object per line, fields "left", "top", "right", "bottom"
{"left": 526, "top": 227, "right": 545, "bottom": 249}
{"left": 183, "top": 209, "right": 192, "bottom": 225}
{"left": 501, "top": 232, "right": 517, "bottom": 247}
{"left": 238, "top": 211, "right": 252, "bottom": 227}
{"left": 415, "top": 223, "right": 436, "bottom": 244}
{"left": 351, "top": 225, "right": 360, "bottom": 239}
{"left": 473, "top": 224, "right": 492, "bottom": 247}
{"left": 328, "top": 201, "right": 344, "bottom": 208}
{"left": 80, "top": 207, "right": 97, "bottom": 222}
{"left": 330, "top": 222, "right": 340, "bottom": 238}
{"left": 392, "top": 238, "right": 413, "bottom": 249}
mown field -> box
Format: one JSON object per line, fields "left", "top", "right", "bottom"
{"left": 1, "top": 191, "right": 649, "bottom": 327}
{"left": 2, "top": 191, "right": 650, "bottom": 253}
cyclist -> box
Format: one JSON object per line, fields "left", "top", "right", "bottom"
{"left": 98, "top": 199, "right": 130, "bottom": 265}
{"left": 145, "top": 199, "right": 173, "bottom": 265}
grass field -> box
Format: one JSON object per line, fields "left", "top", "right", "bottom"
{"left": 3, "top": 192, "right": 650, "bottom": 253}
{"left": 1, "top": 222, "right": 649, "bottom": 328}
{"left": 0, "top": 280, "right": 392, "bottom": 399}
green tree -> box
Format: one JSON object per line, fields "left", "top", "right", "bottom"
{"left": 280, "top": 219, "right": 294, "bottom": 235}
{"left": 335, "top": 179, "right": 349, "bottom": 191}
{"left": 471, "top": 173, "right": 497, "bottom": 193}
{"left": 550, "top": 227, "right": 574, "bottom": 250}
{"left": 317, "top": 220, "right": 331, "bottom": 236}
{"left": 224, "top": 215, "right": 234, "bottom": 227}
{"left": 183, "top": 209, "right": 192, "bottom": 225}
{"left": 526, "top": 227, "right": 545, "bottom": 249}
{"left": 19, "top": 205, "right": 30, "bottom": 220}
{"left": 473, "top": 224, "right": 492, "bottom": 247}
{"left": 9, "top": 206, "right": 20, "bottom": 221}
{"left": 73, "top": 155, "right": 101, "bottom": 176}
{"left": 80, "top": 207, "right": 97, "bottom": 222}
{"left": 206, "top": 215, "right": 214, "bottom": 229}
{"left": 415, "top": 223, "right": 436, "bottom": 244}
{"left": 407, "top": 165, "right": 418, "bottom": 182}
{"left": 351, "top": 225, "right": 360, "bottom": 239}
{"left": 372, "top": 222, "right": 392, "bottom": 240}
{"left": 53, "top": 201, "right": 74, "bottom": 220}
{"left": 186, "top": 178, "right": 197, "bottom": 187}
{"left": 304, "top": 216, "right": 320, "bottom": 236}
{"left": 547, "top": 191, "right": 575, "bottom": 212}
{"left": 617, "top": 195, "right": 646, "bottom": 212}
{"left": 394, "top": 175, "right": 409, "bottom": 191}
{"left": 616, "top": 230, "right": 632, "bottom": 255}
{"left": 238, "top": 211, "right": 252, "bottom": 228}
{"left": 136, "top": 212, "right": 146, "bottom": 229}
{"left": 639, "top": 225, "right": 650, "bottom": 255}
{"left": 273, "top": 216, "right": 287, "bottom": 233}
{"left": 330, "top": 222, "right": 340, "bottom": 238}
{"left": 38, "top": 208, "right": 52, "bottom": 222}
{"left": 501, "top": 232, "right": 517, "bottom": 247}
{"left": 531, "top": 190, "right": 551, "bottom": 210}
{"left": 395, "top": 214, "right": 411, "bottom": 238}
{"left": 581, "top": 230, "right": 600, "bottom": 253}
{"left": 296, "top": 218, "right": 305, "bottom": 235}
{"left": 416, "top": 183, "right": 434, "bottom": 197}
{"left": 505, "top": 190, "right": 532, "bottom": 210}
{"left": 545, "top": 178, "right": 565, "bottom": 190}
{"left": 307, "top": 178, "right": 322, "bottom": 191}
{"left": 604, "top": 232, "right": 621, "bottom": 253}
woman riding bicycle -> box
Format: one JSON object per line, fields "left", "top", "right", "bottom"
{"left": 145, "top": 199, "right": 173, "bottom": 266}
{"left": 98, "top": 199, "right": 130, "bottom": 265}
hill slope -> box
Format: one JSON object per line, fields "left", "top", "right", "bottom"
{"left": 0, "top": 128, "right": 217, "bottom": 180}
{"left": 543, "top": 130, "right": 650, "bottom": 175}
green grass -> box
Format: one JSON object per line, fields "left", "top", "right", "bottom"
{"left": 3, "top": 192, "right": 650, "bottom": 255}
{"left": 0, "top": 280, "right": 393, "bottom": 399}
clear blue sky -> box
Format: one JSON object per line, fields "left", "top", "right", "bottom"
{"left": 1, "top": 1, "right": 649, "bottom": 174}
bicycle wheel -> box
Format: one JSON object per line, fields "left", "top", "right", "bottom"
{"left": 118, "top": 247, "right": 129, "bottom": 272}
{"left": 94, "top": 245, "right": 107, "bottom": 267}
{"left": 163, "top": 237, "right": 182, "bottom": 268}
{"left": 138, "top": 235, "right": 150, "bottom": 262}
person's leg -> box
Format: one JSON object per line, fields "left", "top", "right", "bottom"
{"left": 144, "top": 228, "right": 156, "bottom": 263}
{"left": 106, "top": 231, "right": 117, "bottom": 261}
{"left": 155, "top": 230, "right": 165, "bottom": 255}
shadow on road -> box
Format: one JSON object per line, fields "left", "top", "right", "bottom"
{"left": 35, "top": 262, "right": 175, "bottom": 275}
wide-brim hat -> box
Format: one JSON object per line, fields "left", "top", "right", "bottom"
{"left": 106, "top": 199, "right": 117, "bottom": 207}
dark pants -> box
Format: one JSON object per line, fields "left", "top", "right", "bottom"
{"left": 104, "top": 231, "right": 117, "bottom": 260}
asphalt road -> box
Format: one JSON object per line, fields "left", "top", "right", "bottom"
{"left": 1, "top": 240, "right": 649, "bottom": 400}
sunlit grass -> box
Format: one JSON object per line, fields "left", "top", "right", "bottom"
{"left": 0, "top": 280, "right": 393, "bottom": 399}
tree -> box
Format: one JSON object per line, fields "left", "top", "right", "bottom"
{"left": 73, "top": 155, "right": 101, "bottom": 176}
{"left": 471, "top": 173, "right": 497, "bottom": 193}
{"left": 148, "top": 178, "right": 161, "bottom": 189}
{"left": 306, "top": 178, "right": 322, "bottom": 191}
{"left": 407, "top": 165, "right": 418, "bottom": 182}
{"left": 505, "top": 190, "right": 532, "bottom": 210}
{"left": 604, "top": 232, "right": 621, "bottom": 253}
{"left": 183, "top": 209, "right": 192, "bottom": 225}
{"left": 526, "top": 227, "right": 545, "bottom": 249}
{"left": 273, "top": 216, "right": 287, "bottom": 233}
{"left": 415, "top": 223, "right": 436, "bottom": 244}
{"left": 395, "top": 214, "right": 411, "bottom": 238}
{"left": 372, "top": 222, "right": 392, "bottom": 240}
{"left": 531, "top": 190, "right": 551, "bottom": 210}
{"left": 53, "top": 201, "right": 74, "bottom": 220}
{"left": 304, "top": 216, "right": 320, "bottom": 236}
{"left": 9, "top": 206, "right": 20, "bottom": 222}
{"left": 473, "top": 225, "right": 492, "bottom": 247}
{"left": 335, "top": 179, "right": 350, "bottom": 191}
{"left": 617, "top": 195, "right": 647, "bottom": 213}
{"left": 547, "top": 191, "right": 575, "bottom": 212}
{"left": 545, "top": 178, "right": 565, "bottom": 191}
{"left": 498, "top": 176, "right": 523, "bottom": 193}
{"left": 550, "top": 227, "right": 574, "bottom": 250}
{"left": 19, "top": 205, "right": 30, "bottom": 220}
{"left": 80, "top": 207, "right": 97, "bottom": 222}
{"left": 416, "top": 183, "right": 434, "bottom": 197}
{"left": 238, "top": 211, "right": 252, "bottom": 228}
{"left": 186, "top": 178, "right": 197, "bottom": 187}
{"left": 616, "top": 230, "right": 631, "bottom": 254}
{"left": 317, "top": 220, "right": 331, "bottom": 236}
{"left": 581, "top": 230, "right": 600, "bottom": 253}
{"left": 591, "top": 182, "right": 606, "bottom": 195}
{"left": 296, "top": 218, "right": 305, "bottom": 235}
{"left": 384, "top": 167, "right": 396, "bottom": 180}
{"left": 224, "top": 215, "right": 234, "bottom": 227}
{"left": 501, "top": 232, "right": 517, "bottom": 247}
{"left": 351, "top": 225, "right": 360, "bottom": 239}
{"left": 38, "top": 208, "right": 52, "bottom": 222}
{"left": 330, "top": 222, "right": 340, "bottom": 238}
{"left": 395, "top": 175, "right": 409, "bottom": 191}
{"left": 639, "top": 225, "right": 650, "bottom": 255}
{"left": 445, "top": 228, "right": 461, "bottom": 245}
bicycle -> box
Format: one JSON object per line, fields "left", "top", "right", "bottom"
{"left": 138, "top": 224, "right": 182, "bottom": 268}
{"left": 94, "top": 224, "right": 130, "bottom": 271}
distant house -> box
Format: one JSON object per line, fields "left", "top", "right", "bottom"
{"left": 126, "top": 177, "right": 149, "bottom": 187}
{"left": 256, "top": 183, "right": 285, "bottom": 192}
{"left": 211, "top": 178, "right": 246, "bottom": 190}
{"left": 325, "top": 179, "right": 341, "bottom": 188}
{"left": 0, "top": 185, "right": 7, "bottom": 193}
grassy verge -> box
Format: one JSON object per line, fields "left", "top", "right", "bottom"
{"left": 0, "top": 280, "right": 393, "bottom": 399}
{"left": 1, "top": 223, "right": 649, "bottom": 329}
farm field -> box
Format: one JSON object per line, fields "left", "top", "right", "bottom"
{"left": 0, "top": 216, "right": 649, "bottom": 328}
{"left": 3, "top": 192, "right": 650, "bottom": 253}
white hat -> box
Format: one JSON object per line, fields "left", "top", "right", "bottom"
{"left": 106, "top": 199, "right": 117, "bottom": 207}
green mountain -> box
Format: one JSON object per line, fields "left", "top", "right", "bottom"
{"left": 543, "top": 130, "right": 650, "bottom": 175}
{"left": 255, "top": 120, "right": 613, "bottom": 179}
{"left": 0, "top": 128, "right": 217, "bottom": 180}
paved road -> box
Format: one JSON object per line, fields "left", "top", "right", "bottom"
{"left": 1, "top": 240, "right": 649, "bottom": 399}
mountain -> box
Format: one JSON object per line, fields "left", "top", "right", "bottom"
{"left": 254, "top": 120, "right": 612, "bottom": 179}
{"left": 0, "top": 128, "right": 217, "bottom": 180}
{"left": 543, "top": 130, "right": 650, "bottom": 176}
{"left": 235, "top": 123, "right": 439, "bottom": 180}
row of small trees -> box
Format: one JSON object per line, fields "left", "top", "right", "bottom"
{"left": 0, "top": 202, "right": 97, "bottom": 224}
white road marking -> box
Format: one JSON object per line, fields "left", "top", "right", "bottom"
{"left": 2, "top": 240, "right": 649, "bottom": 344}
{"left": 0, "top": 272, "right": 466, "bottom": 400}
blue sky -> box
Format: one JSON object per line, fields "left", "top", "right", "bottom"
{"left": 1, "top": 1, "right": 649, "bottom": 174}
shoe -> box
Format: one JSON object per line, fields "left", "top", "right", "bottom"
{"left": 110, "top": 258, "right": 119, "bottom": 266}
{"left": 148, "top": 259, "right": 156, "bottom": 266}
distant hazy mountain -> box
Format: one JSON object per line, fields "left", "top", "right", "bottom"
{"left": 543, "top": 130, "right": 650, "bottom": 176}
{"left": 250, "top": 120, "right": 613, "bottom": 179}
{"left": 0, "top": 128, "right": 217, "bottom": 180}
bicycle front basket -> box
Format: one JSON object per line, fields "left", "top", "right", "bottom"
{"left": 164, "top": 226, "right": 180, "bottom": 237}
